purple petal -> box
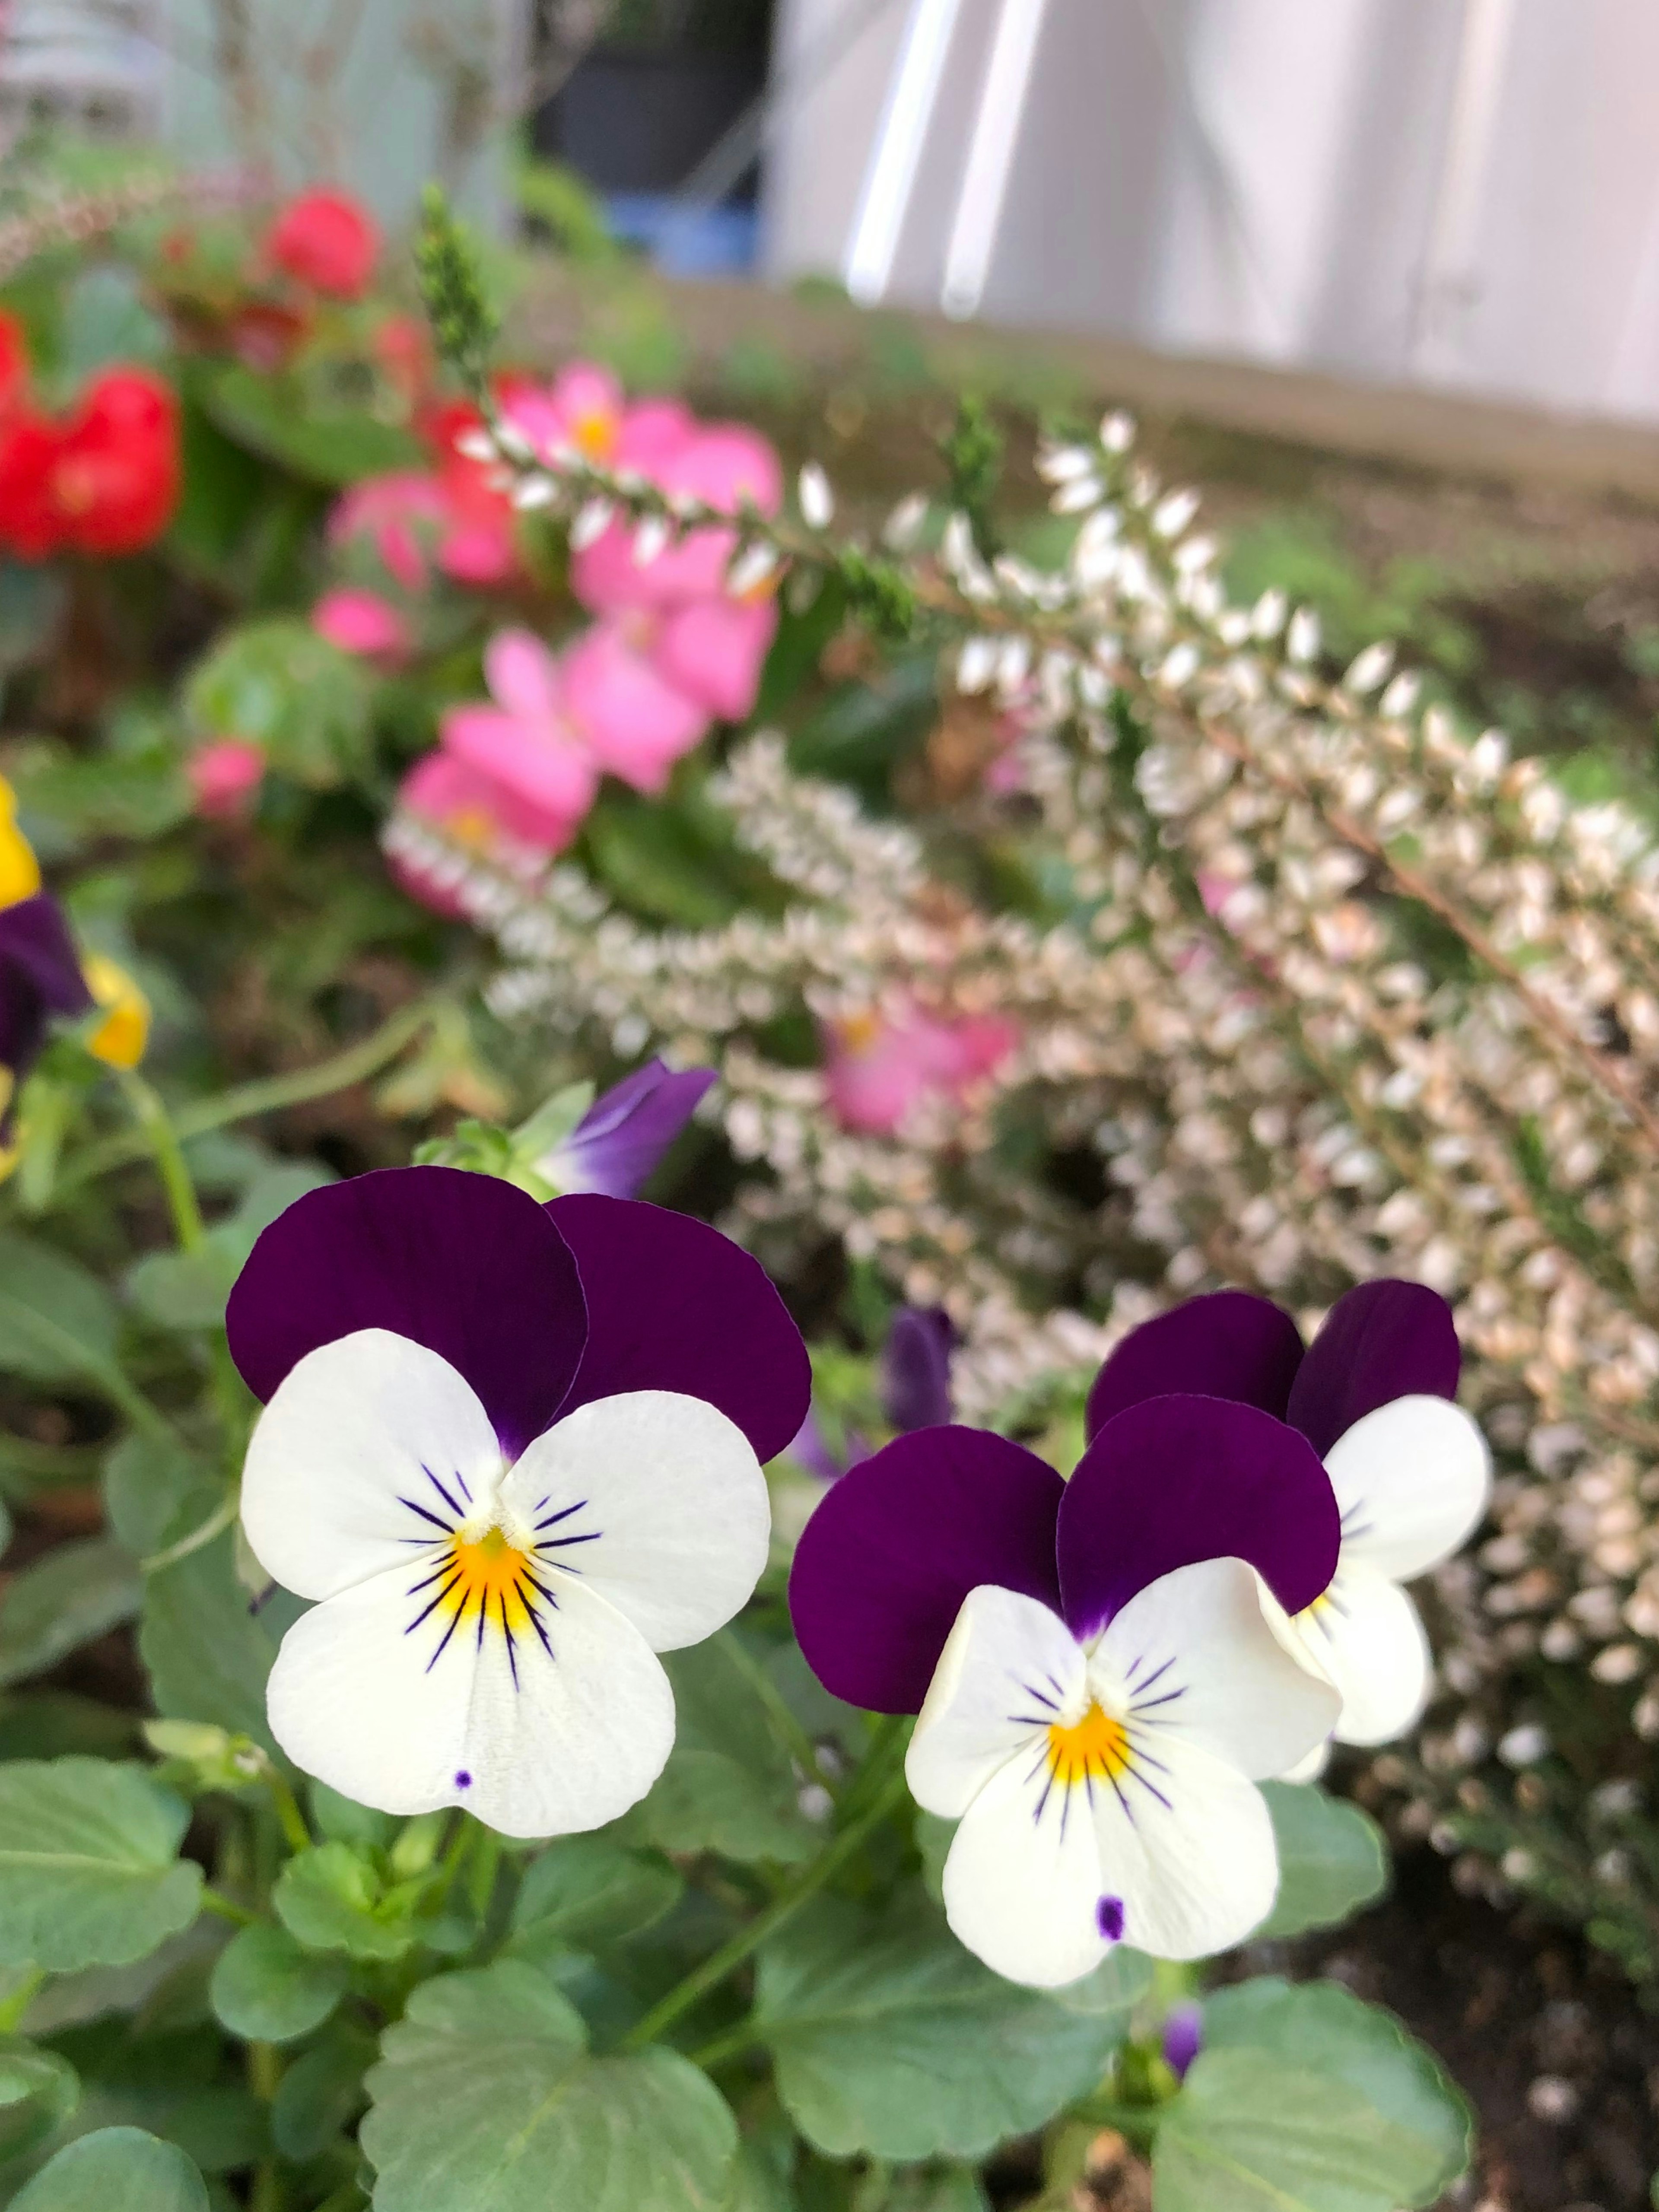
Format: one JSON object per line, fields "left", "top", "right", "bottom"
{"left": 1286, "top": 1280, "right": 1462, "bottom": 1457}
{"left": 1163, "top": 2001, "right": 1203, "bottom": 2080}
{"left": 226, "top": 1166, "right": 586, "bottom": 1456}
{"left": 789, "top": 1408, "right": 846, "bottom": 1485}
{"left": 1085, "top": 1290, "right": 1304, "bottom": 1440}
{"left": 549, "top": 1060, "right": 716, "bottom": 1198}
{"left": 881, "top": 1307, "right": 956, "bottom": 1433}
{"left": 0, "top": 895, "right": 93, "bottom": 1133}
{"left": 548, "top": 1194, "right": 810, "bottom": 1463}
{"left": 1058, "top": 1394, "right": 1339, "bottom": 1637}
{"left": 789, "top": 1425, "right": 1064, "bottom": 1712}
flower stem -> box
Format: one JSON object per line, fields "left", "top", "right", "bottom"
{"left": 55, "top": 1001, "right": 437, "bottom": 1200}
{"left": 264, "top": 1768, "right": 312, "bottom": 1857}
{"left": 120, "top": 1070, "right": 207, "bottom": 1252}
{"left": 0, "top": 1968, "right": 44, "bottom": 2033}
{"left": 716, "top": 1627, "right": 839, "bottom": 1802}
{"left": 617, "top": 1764, "right": 910, "bottom": 2053}
{"left": 201, "top": 1886, "right": 258, "bottom": 1927}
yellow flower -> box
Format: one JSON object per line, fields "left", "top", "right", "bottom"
{"left": 83, "top": 954, "right": 151, "bottom": 1070}
{"left": 0, "top": 777, "right": 40, "bottom": 910}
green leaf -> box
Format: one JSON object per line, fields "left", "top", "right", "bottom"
{"left": 636, "top": 1643, "right": 819, "bottom": 1866}
{"left": 208, "top": 1922, "right": 347, "bottom": 2045}
{"left": 508, "top": 1836, "right": 684, "bottom": 1961}
{"left": 1257, "top": 1785, "right": 1389, "bottom": 1940}
{"left": 273, "top": 1843, "right": 412, "bottom": 1963}
{"left": 0, "top": 1760, "right": 203, "bottom": 1970}
{"left": 580, "top": 791, "right": 747, "bottom": 929}
{"left": 199, "top": 362, "right": 425, "bottom": 486}
{"left": 127, "top": 1164, "right": 331, "bottom": 1333}
{"left": 755, "top": 1897, "right": 1131, "bottom": 2161}
{"left": 1154, "top": 1978, "right": 1472, "bottom": 2212}
{"left": 309, "top": 1783, "right": 394, "bottom": 1853}
{"left": 362, "top": 1959, "right": 738, "bottom": 2212}
{"left": 854, "top": 2168, "right": 988, "bottom": 2212}
{"left": 0, "top": 2037, "right": 79, "bottom": 2159}
{"left": 8, "top": 2126, "right": 210, "bottom": 2212}
{"left": 57, "top": 269, "right": 168, "bottom": 382}
{"left": 184, "top": 617, "right": 372, "bottom": 789}
{"left": 104, "top": 1438, "right": 221, "bottom": 1564}
{"left": 0, "top": 1234, "right": 119, "bottom": 1387}
{"left": 0, "top": 1539, "right": 142, "bottom": 1688}
{"left": 139, "top": 1532, "right": 292, "bottom": 1754}
{"left": 270, "top": 2020, "right": 375, "bottom": 2162}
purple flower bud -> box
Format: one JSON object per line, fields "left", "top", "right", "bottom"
{"left": 543, "top": 1059, "right": 715, "bottom": 1199}
{"left": 1162, "top": 2001, "right": 1203, "bottom": 2081}
{"left": 881, "top": 1306, "right": 956, "bottom": 1433}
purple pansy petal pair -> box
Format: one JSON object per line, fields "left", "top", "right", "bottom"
{"left": 230, "top": 1165, "right": 809, "bottom": 1837}
{"left": 0, "top": 894, "right": 92, "bottom": 1134}
{"left": 789, "top": 1278, "right": 1489, "bottom": 1986}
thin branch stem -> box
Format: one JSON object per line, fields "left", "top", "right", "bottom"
{"left": 617, "top": 1766, "right": 910, "bottom": 2053}
{"left": 201, "top": 1886, "right": 259, "bottom": 1927}
{"left": 716, "top": 1627, "right": 839, "bottom": 1802}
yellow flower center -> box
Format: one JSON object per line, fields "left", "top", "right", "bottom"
{"left": 1046, "top": 1700, "right": 1131, "bottom": 1790}
{"left": 575, "top": 410, "right": 617, "bottom": 461}
{"left": 442, "top": 1523, "right": 543, "bottom": 1643}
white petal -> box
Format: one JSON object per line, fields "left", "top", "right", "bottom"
{"left": 1278, "top": 1737, "right": 1332, "bottom": 1783}
{"left": 1294, "top": 1562, "right": 1432, "bottom": 1746}
{"left": 267, "top": 1564, "right": 673, "bottom": 1837}
{"left": 1089, "top": 1735, "right": 1279, "bottom": 1961}
{"left": 242, "top": 1331, "right": 502, "bottom": 1602}
{"left": 1094, "top": 1559, "right": 1340, "bottom": 1782}
{"left": 500, "top": 1391, "right": 769, "bottom": 1652}
{"left": 906, "top": 1586, "right": 1087, "bottom": 1821}
{"left": 941, "top": 1750, "right": 1111, "bottom": 1987}
{"left": 1325, "top": 1396, "right": 1491, "bottom": 1582}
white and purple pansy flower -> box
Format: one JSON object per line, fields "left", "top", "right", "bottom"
{"left": 1087, "top": 1279, "right": 1491, "bottom": 1754}
{"left": 228, "top": 1166, "right": 810, "bottom": 1839}
{"left": 537, "top": 1057, "right": 715, "bottom": 1198}
{"left": 789, "top": 1399, "right": 1342, "bottom": 1986}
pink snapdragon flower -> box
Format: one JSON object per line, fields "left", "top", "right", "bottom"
{"left": 189, "top": 739, "right": 265, "bottom": 821}
{"left": 823, "top": 1004, "right": 1020, "bottom": 1135}
{"left": 312, "top": 586, "right": 411, "bottom": 664}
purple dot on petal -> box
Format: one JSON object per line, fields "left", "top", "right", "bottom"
{"left": 1097, "top": 1894, "right": 1125, "bottom": 1942}
{"left": 454, "top": 1770, "right": 472, "bottom": 1789}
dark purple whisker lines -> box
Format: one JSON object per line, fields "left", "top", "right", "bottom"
{"left": 398, "top": 1496, "right": 454, "bottom": 1535}
{"left": 499, "top": 1591, "right": 519, "bottom": 1687}
{"left": 421, "top": 1464, "right": 467, "bottom": 1520}
{"left": 536, "top": 1499, "right": 588, "bottom": 1531}
{"left": 1017, "top": 1677, "right": 1059, "bottom": 1713}
{"left": 1130, "top": 1684, "right": 1187, "bottom": 1716}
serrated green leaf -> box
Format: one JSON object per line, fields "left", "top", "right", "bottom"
{"left": 199, "top": 363, "right": 425, "bottom": 486}
{"left": 1153, "top": 1978, "right": 1471, "bottom": 2212}
{"left": 0, "top": 1235, "right": 119, "bottom": 1387}
{"left": 1257, "top": 1785, "right": 1389, "bottom": 1940}
{"left": 0, "top": 1761, "right": 203, "bottom": 1971}
{"left": 308, "top": 1784, "right": 394, "bottom": 1853}
{"left": 755, "top": 1897, "right": 1128, "bottom": 2161}
{"left": 637, "top": 1643, "right": 818, "bottom": 1866}
{"left": 0, "top": 2037, "right": 78, "bottom": 2160}
{"left": 103, "top": 1438, "right": 221, "bottom": 1564}
{"left": 854, "top": 2167, "right": 988, "bottom": 2212}
{"left": 8, "top": 2126, "right": 210, "bottom": 2212}
{"left": 362, "top": 1959, "right": 737, "bottom": 2212}
{"left": 207, "top": 1923, "right": 347, "bottom": 2044}
{"left": 184, "top": 617, "right": 372, "bottom": 789}
{"left": 273, "top": 1843, "right": 414, "bottom": 1963}
{"left": 508, "top": 1836, "right": 683, "bottom": 1961}
{"left": 0, "top": 1539, "right": 141, "bottom": 1688}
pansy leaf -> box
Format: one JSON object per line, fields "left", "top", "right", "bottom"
{"left": 0, "top": 1233, "right": 119, "bottom": 1387}
{"left": 208, "top": 1922, "right": 348, "bottom": 2044}
{"left": 273, "top": 1843, "right": 413, "bottom": 1963}
{"left": 1154, "top": 1979, "right": 1471, "bottom": 2212}
{"left": 104, "top": 1437, "right": 222, "bottom": 1563}
{"left": 856, "top": 2169, "right": 989, "bottom": 2212}
{"left": 0, "top": 2038, "right": 79, "bottom": 2161}
{"left": 139, "top": 1532, "right": 296, "bottom": 1756}
{"left": 8, "top": 2127, "right": 210, "bottom": 2212}
{"left": 1256, "top": 1784, "right": 1389, "bottom": 1939}
{"left": 753, "top": 1896, "right": 1131, "bottom": 2161}
{"left": 270, "top": 2021, "right": 376, "bottom": 2162}
{"left": 0, "top": 1761, "right": 203, "bottom": 1971}
{"left": 635, "top": 1643, "right": 820, "bottom": 1866}
{"left": 361, "top": 1959, "right": 738, "bottom": 2212}
{"left": 0, "top": 1539, "right": 141, "bottom": 1688}
{"left": 507, "top": 1836, "right": 683, "bottom": 1961}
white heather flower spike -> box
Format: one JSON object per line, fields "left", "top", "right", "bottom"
{"left": 883, "top": 492, "right": 928, "bottom": 550}
{"left": 728, "top": 541, "right": 780, "bottom": 597}
{"left": 957, "top": 636, "right": 999, "bottom": 694}
{"left": 569, "top": 500, "right": 614, "bottom": 552}
{"left": 454, "top": 428, "right": 498, "bottom": 463}
{"left": 1152, "top": 489, "right": 1200, "bottom": 538}
{"left": 510, "top": 476, "right": 557, "bottom": 512}
{"left": 632, "top": 514, "right": 671, "bottom": 567}
{"left": 1036, "top": 445, "right": 1097, "bottom": 486}
{"left": 1272, "top": 1395, "right": 1491, "bottom": 1767}
{"left": 1052, "top": 477, "right": 1104, "bottom": 515}
{"left": 1286, "top": 607, "right": 1322, "bottom": 664}
{"left": 1344, "top": 642, "right": 1395, "bottom": 696}
{"left": 908, "top": 1565, "right": 1338, "bottom": 1986}
{"left": 1100, "top": 410, "right": 1135, "bottom": 452}
{"left": 1251, "top": 588, "right": 1288, "bottom": 640}
{"left": 798, "top": 464, "right": 834, "bottom": 531}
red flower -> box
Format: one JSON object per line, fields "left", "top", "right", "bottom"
{"left": 0, "top": 368, "right": 181, "bottom": 560}
{"left": 0, "top": 313, "right": 29, "bottom": 416}
{"left": 267, "top": 188, "right": 380, "bottom": 301}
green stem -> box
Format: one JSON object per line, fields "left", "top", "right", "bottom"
{"left": 686, "top": 2017, "right": 763, "bottom": 2072}
{"left": 264, "top": 1767, "right": 312, "bottom": 1857}
{"left": 717, "top": 1627, "right": 839, "bottom": 1802}
{"left": 201, "top": 1886, "right": 258, "bottom": 1927}
{"left": 121, "top": 1070, "right": 207, "bottom": 1252}
{"left": 0, "top": 1967, "right": 44, "bottom": 2033}
{"left": 55, "top": 1001, "right": 436, "bottom": 1201}
{"left": 140, "top": 1484, "right": 240, "bottom": 1575}
{"left": 618, "top": 1766, "right": 910, "bottom": 2053}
